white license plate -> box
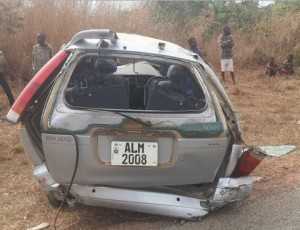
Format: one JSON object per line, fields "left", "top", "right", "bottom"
{"left": 111, "top": 141, "right": 158, "bottom": 167}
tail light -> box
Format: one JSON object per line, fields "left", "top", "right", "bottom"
{"left": 232, "top": 148, "right": 265, "bottom": 177}
{"left": 6, "top": 50, "right": 70, "bottom": 123}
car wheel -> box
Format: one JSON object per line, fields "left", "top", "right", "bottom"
{"left": 47, "top": 191, "right": 63, "bottom": 208}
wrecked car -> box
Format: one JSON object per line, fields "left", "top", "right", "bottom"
{"left": 7, "top": 30, "right": 264, "bottom": 219}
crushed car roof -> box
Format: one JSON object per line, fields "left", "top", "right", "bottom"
{"left": 65, "top": 29, "right": 202, "bottom": 63}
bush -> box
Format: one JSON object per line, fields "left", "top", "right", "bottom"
{"left": 253, "top": 48, "right": 270, "bottom": 65}
{"left": 294, "top": 45, "right": 300, "bottom": 67}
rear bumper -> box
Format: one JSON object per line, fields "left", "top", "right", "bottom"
{"left": 34, "top": 163, "right": 255, "bottom": 219}
{"left": 71, "top": 185, "right": 209, "bottom": 219}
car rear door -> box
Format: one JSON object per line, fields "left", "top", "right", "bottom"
{"left": 41, "top": 60, "right": 232, "bottom": 188}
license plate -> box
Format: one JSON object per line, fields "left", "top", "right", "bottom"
{"left": 111, "top": 141, "right": 158, "bottom": 167}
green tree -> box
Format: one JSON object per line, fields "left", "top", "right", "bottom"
{"left": 202, "top": 0, "right": 266, "bottom": 40}
{"left": 150, "top": 0, "right": 264, "bottom": 40}
{"left": 151, "top": 1, "right": 209, "bottom": 30}
{"left": 273, "top": 0, "right": 300, "bottom": 13}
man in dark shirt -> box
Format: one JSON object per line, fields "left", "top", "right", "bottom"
{"left": 219, "top": 25, "right": 236, "bottom": 84}
{"left": 188, "top": 37, "right": 204, "bottom": 59}
{"left": 265, "top": 57, "right": 278, "bottom": 77}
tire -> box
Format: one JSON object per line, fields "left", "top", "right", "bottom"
{"left": 47, "top": 191, "right": 63, "bottom": 208}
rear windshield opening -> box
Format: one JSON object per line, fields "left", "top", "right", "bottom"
{"left": 65, "top": 56, "right": 206, "bottom": 112}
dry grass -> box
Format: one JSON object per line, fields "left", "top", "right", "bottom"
{"left": 1, "top": 70, "right": 300, "bottom": 229}
{"left": 0, "top": 1, "right": 299, "bottom": 81}
{"left": 0, "top": 1, "right": 181, "bottom": 81}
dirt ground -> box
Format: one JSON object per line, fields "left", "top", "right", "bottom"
{"left": 1, "top": 70, "right": 300, "bottom": 230}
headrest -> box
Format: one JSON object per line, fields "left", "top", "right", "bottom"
{"left": 167, "top": 65, "right": 189, "bottom": 85}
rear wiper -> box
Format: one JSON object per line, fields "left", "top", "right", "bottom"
{"left": 93, "top": 108, "right": 152, "bottom": 128}
{"left": 113, "top": 111, "right": 152, "bottom": 128}
{"left": 78, "top": 106, "right": 153, "bottom": 128}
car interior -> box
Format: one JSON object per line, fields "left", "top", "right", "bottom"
{"left": 65, "top": 56, "right": 206, "bottom": 111}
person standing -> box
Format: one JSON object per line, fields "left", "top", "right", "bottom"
{"left": 219, "top": 25, "right": 236, "bottom": 84}
{"left": 265, "top": 57, "right": 278, "bottom": 77}
{"left": 188, "top": 37, "right": 204, "bottom": 59}
{"left": 280, "top": 54, "right": 294, "bottom": 75}
{"left": 0, "top": 50, "right": 15, "bottom": 106}
{"left": 32, "top": 32, "right": 53, "bottom": 75}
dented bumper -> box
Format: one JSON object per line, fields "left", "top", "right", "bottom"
{"left": 34, "top": 163, "right": 256, "bottom": 219}
{"left": 71, "top": 185, "right": 210, "bottom": 219}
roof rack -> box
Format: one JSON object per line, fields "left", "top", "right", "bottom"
{"left": 69, "top": 29, "right": 118, "bottom": 46}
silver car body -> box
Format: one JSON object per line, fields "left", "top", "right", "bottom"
{"left": 14, "top": 30, "right": 260, "bottom": 219}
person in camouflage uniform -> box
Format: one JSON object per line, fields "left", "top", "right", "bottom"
{"left": 32, "top": 32, "right": 53, "bottom": 75}
{"left": 0, "top": 50, "right": 15, "bottom": 106}
{"left": 219, "top": 25, "right": 236, "bottom": 84}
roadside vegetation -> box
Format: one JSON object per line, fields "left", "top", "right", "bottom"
{"left": 0, "top": 0, "right": 299, "bottom": 81}
{"left": 1, "top": 1, "right": 300, "bottom": 229}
